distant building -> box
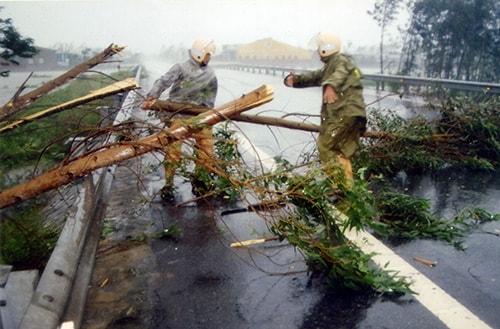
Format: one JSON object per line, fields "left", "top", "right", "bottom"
{"left": 235, "top": 38, "right": 313, "bottom": 66}
{"left": 2, "top": 47, "right": 59, "bottom": 71}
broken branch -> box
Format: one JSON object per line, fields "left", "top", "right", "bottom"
{"left": 0, "top": 44, "right": 126, "bottom": 120}
{"left": 0, "top": 77, "right": 139, "bottom": 134}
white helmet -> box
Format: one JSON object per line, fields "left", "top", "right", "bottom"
{"left": 190, "top": 38, "right": 216, "bottom": 63}
{"left": 316, "top": 32, "right": 341, "bottom": 57}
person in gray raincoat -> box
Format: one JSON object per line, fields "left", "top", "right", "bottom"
{"left": 142, "top": 38, "right": 218, "bottom": 201}
{"left": 284, "top": 32, "right": 366, "bottom": 187}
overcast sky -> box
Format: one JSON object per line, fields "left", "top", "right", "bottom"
{"left": 1, "top": 0, "right": 408, "bottom": 54}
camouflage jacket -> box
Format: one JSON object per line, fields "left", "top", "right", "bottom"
{"left": 292, "top": 53, "right": 366, "bottom": 118}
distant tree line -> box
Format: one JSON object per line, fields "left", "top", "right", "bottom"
{"left": 370, "top": 0, "right": 499, "bottom": 82}
{"left": 402, "top": 0, "right": 499, "bottom": 81}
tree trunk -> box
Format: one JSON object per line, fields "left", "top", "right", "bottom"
{"left": 0, "top": 84, "right": 274, "bottom": 209}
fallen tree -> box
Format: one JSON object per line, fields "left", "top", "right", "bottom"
{"left": 2, "top": 62, "right": 498, "bottom": 297}
{"left": 356, "top": 95, "right": 500, "bottom": 175}
{"left": 0, "top": 84, "right": 274, "bottom": 209}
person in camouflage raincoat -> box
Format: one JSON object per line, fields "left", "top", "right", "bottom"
{"left": 284, "top": 32, "right": 366, "bottom": 186}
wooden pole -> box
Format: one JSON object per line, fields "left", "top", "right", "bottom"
{"left": 0, "top": 84, "right": 274, "bottom": 209}
{"left": 151, "top": 101, "right": 459, "bottom": 142}
{"left": 230, "top": 236, "right": 280, "bottom": 247}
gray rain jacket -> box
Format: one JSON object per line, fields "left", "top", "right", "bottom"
{"left": 148, "top": 58, "right": 218, "bottom": 108}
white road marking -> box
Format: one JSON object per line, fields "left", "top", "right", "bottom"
{"left": 344, "top": 227, "right": 493, "bottom": 329}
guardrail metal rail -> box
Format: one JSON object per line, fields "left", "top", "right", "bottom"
{"left": 215, "top": 63, "right": 500, "bottom": 94}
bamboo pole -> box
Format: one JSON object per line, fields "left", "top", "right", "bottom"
{"left": 0, "top": 44, "right": 126, "bottom": 120}
{"left": 0, "top": 84, "right": 274, "bottom": 209}
{"left": 230, "top": 236, "right": 280, "bottom": 247}
{"left": 0, "top": 77, "right": 139, "bottom": 134}
{"left": 150, "top": 100, "right": 457, "bottom": 142}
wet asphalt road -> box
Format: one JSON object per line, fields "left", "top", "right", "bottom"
{"left": 143, "top": 169, "right": 499, "bottom": 329}
{"left": 128, "top": 68, "right": 499, "bottom": 328}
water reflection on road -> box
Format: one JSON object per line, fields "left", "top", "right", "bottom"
{"left": 396, "top": 168, "right": 500, "bottom": 218}
{"left": 148, "top": 197, "right": 320, "bottom": 329}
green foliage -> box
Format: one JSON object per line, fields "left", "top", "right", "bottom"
{"left": 259, "top": 155, "right": 499, "bottom": 293}
{"left": 433, "top": 94, "right": 500, "bottom": 165}
{"left": 100, "top": 218, "right": 115, "bottom": 240}
{"left": 349, "top": 93, "right": 499, "bottom": 252}
{"left": 356, "top": 109, "right": 440, "bottom": 175}
{"left": 0, "top": 202, "right": 58, "bottom": 271}
{"left": 355, "top": 95, "right": 499, "bottom": 175}
{"left": 152, "top": 223, "right": 183, "bottom": 240}
{"left": 0, "top": 9, "right": 38, "bottom": 76}
{"left": 370, "top": 184, "right": 499, "bottom": 249}
{"left": 266, "top": 161, "right": 413, "bottom": 293}
{"left": 305, "top": 243, "right": 412, "bottom": 293}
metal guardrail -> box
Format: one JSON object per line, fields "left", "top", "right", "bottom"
{"left": 214, "top": 63, "right": 500, "bottom": 94}
{"left": 364, "top": 73, "right": 500, "bottom": 94}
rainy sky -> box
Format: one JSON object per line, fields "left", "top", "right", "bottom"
{"left": 0, "top": 0, "right": 407, "bottom": 54}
